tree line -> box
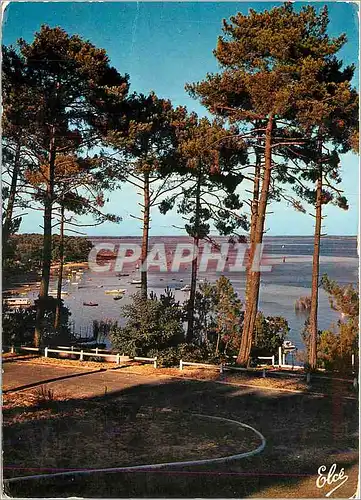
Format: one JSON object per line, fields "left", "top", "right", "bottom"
{"left": 3, "top": 233, "right": 93, "bottom": 273}
{"left": 2, "top": 3, "right": 358, "bottom": 368}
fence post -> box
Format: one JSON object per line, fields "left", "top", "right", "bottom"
{"left": 219, "top": 363, "right": 223, "bottom": 374}
{"left": 282, "top": 353, "right": 286, "bottom": 366}
{"left": 278, "top": 347, "right": 282, "bottom": 367}
{"left": 180, "top": 359, "right": 183, "bottom": 371}
{"left": 71, "top": 345, "right": 74, "bottom": 351}
{"left": 353, "top": 378, "right": 358, "bottom": 389}
{"left": 271, "top": 355, "right": 275, "bottom": 366}
{"left": 95, "top": 347, "right": 99, "bottom": 355}
{"left": 262, "top": 368, "right": 266, "bottom": 378}
{"left": 10, "top": 345, "right": 15, "bottom": 354}
{"left": 116, "top": 353, "right": 120, "bottom": 365}
{"left": 154, "top": 357, "right": 157, "bottom": 369}
{"left": 351, "top": 353, "right": 355, "bottom": 369}
{"left": 44, "top": 347, "right": 48, "bottom": 358}
{"left": 80, "top": 350, "right": 84, "bottom": 361}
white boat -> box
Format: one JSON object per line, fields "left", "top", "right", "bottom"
{"left": 181, "top": 285, "right": 191, "bottom": 292}
{"left": 283, "top": 340, "right": 296, "bottom": 350}
{"left": 105, "top": 289, "right": 127, "bottom": 295}
{"left": 4, "top": 297, "right": 31, "bottom": 307}
{"left": 49, "top": 290, "right": 69, "bottom": 298}
{"left": 130, "top": 279, "right": 142, "bottom": 285}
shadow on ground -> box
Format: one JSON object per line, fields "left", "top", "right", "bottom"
{"left": 3, "top": 376, "right": 359, "bottom": 498}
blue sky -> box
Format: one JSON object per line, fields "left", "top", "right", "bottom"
{"left": 2, "top": 1, "right": 359, "bottom": 236}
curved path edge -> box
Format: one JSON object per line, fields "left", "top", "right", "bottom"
{"left": 4, "top": 413, "right": 266, "bottom": 483}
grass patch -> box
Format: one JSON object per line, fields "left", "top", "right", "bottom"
{"left": 3, "top": 392, "right": 260, "bottom": 480}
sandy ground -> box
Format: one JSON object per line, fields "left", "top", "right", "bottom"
{"left": 2, "top": 359, "right": 359, "bottom": 498}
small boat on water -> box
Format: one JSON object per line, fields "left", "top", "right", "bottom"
{"left": 113, "top": 296, "right": 123, "bottom": 301}
{"left": 117, "top": 273, "right": 129, "bottom": 277}
{"left": 49, "top": 290, "right": 69, "bottom": 298}
{"left": 105, "top": 289, "right": 127, "bottom": 295}
{"left": 4, "top": 297, "right": 31, "bottom": 307}
{"left": 130, "top": 279, "right": 142, "bottom": 285}
{"left": 181, "top": 285, "right": 191, "bottom": 292}
{"left": 83, "top": 302, "right": 98, "bottom": 307}
{"left": 283, "top": 340, "right": 296, "bottom": 350}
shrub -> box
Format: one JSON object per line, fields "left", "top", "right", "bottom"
{"left": 251, "top": 312, "right": 289, "bottom": 358}
{"left": 34, "top": 385, "right": 56, "bottom": 407}
{"left": 110, "top": 289, "right": 184, "bottom": 358}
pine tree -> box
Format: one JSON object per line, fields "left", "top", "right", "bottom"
{"left": 105, "top": 93, "right": 181, "bottom": 299}
{"left": 9, "top": 26, "right": 129, "bottom": 345}
{"left": 1, "top": 46, "right": 34, "bottom": 256}
{"left": 160, "top": 113, "right": 248, "bottom": 342}
{"left": 187, "top": 3, "right": 358, "bottom": 365}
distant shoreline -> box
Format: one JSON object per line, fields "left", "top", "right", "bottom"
{"left": 15, "top": 233, "right": 358, "bottom": 239}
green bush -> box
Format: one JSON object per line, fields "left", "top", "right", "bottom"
{"left": 110, "top": 289, "right": 184, "bottom": 358}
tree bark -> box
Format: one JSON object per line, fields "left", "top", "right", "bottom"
{"left": 237, "top": 115, "right": 273, "bottom": 365}
{"left": 3, "top": 138, "right": 21, "bottom": 251}
{"left": 34, "top": 127, "right": 56, "bottom": 347}
{"left": 309, "top": 141, "right": 323, "bottom": 370}
{"left": 140, "top": 172, "right": 150, "bottom": 299}
{"left": 54, "top": 203, "right": 65, "bottom": 331}
{"left": 186, "top": 163, "right": 202, "bottom": 343}
{"left": 244, "top": 144, "right": 261, "bottom": 317}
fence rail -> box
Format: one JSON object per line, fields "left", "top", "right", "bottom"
{"left": 4, "top": 346, "right": 357, "bottom": 386}
{"left": 7, "top": 345, "right": 157, "bottom": 368}
{"left": 179, "top": 360, "right": 220, "bottom": 371}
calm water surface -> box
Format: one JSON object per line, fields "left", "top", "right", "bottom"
{"left": 28, "top": 236, "right": 358, "bottom": 351}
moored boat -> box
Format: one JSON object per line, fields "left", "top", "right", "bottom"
{"left": 104, "top": 289, "right": 127, "bottom": 295}
{"left": 283, "top": 340, "right": 296, "bottom": 350}
{"left": 4, "top": 297, "right": 31, "bottom": 307}
{"left": 83, "top": 302, "right": 98, "bottom": 307}
{"left": 49, "top": 290, "right": 69, "bottom": 298}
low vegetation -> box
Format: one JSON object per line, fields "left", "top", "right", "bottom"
{"left": 110, "top": 277, "right": 290, "bottom": 367}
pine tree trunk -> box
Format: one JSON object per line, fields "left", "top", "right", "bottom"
{"left": 215, "top": 331, "right": 221, "bottom": 355}
{"left": 34, "top": 127, "right": 56, "bottom": 347}
{"left": 187, "top": 235, "right": 199, "bottom": 343}
{"left": 140, "top": 172, "right": 150, "bottom": 300}
{"left": 186, "top": 164, "right": 202, "bottom": 343}
{"left": 244, "top": 147, "right": 261, "bottom": 318}
{"left": 54, "top": 204, "right": 65, "bottom": 331}
{"left": 309, "top": 159, "right": 323, "bottom": 370}
{"left": 237, "top": 115, "right": 273, "bottom": 365}
{"left": 3, "top": 139, "right": 21, "bottom": 252}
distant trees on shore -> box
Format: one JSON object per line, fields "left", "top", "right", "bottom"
{"left": 4, "top": 234, "right": 93, "bottom": 273}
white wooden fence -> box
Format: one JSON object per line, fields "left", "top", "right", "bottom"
{"left": 179, "top": 360, "right": 267, "bottom": 377}
{"left": 14, "top": 345, "right": 157, "bottom": 368}
{"left": 6, "top": 345, "right": 357, "bottom": 386}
